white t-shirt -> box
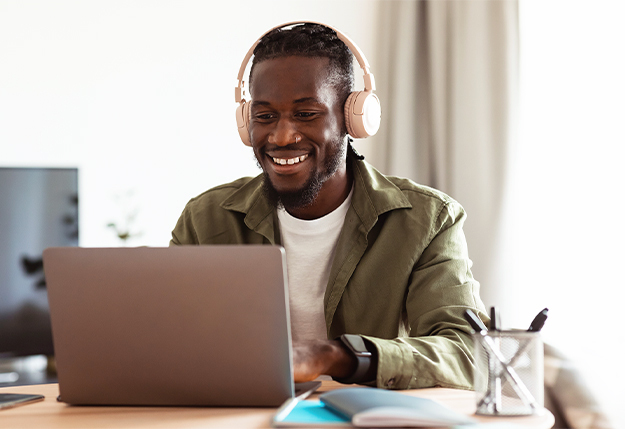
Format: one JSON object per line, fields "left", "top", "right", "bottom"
{"left": 277, "top": 189, "right": 353, "bottom": 343}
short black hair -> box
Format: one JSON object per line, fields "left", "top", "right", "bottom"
{"left": 249, "top": 23, "right": 354, "bottom": 106}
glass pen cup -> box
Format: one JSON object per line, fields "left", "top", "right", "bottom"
{"left": 473, "top": 330, "right": 544, "bottom": 416}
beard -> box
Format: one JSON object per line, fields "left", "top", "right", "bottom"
{"left": 258, "top": 137, "right": 346, "bottom": 212}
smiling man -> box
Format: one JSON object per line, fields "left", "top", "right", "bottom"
{"left": 170, "top": 23, "right": 488, "bottom": 390}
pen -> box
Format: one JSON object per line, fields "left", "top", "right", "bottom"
{"left": 489, "top": 306, "right": 500, "bottom": 332}
{"left": 487, "top": 306, "right": 501, "bottom": 412}
{"left": 501, "top": 308, "right": 547, "bottom": 373}
{"left": 464, "top": 308, "right": 489, "bottom": 333}
{"left": 528, "top": 308, "right": 549, "bottom": 332}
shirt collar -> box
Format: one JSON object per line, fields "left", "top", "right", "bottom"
{"left": 220, "top": 157, "right": 412, "bottom": 234}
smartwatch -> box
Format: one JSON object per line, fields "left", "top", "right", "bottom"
{"left": 335, "top": 334, "right": 374, "bottom": 384}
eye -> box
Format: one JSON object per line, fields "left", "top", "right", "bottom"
{"left": 295, "top": 111, "right": 318, "bottom": 120}
{"left": 252, "top": 112, "right": 276, "bottom": 122}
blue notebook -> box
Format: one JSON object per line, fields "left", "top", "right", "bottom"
{"left": 272, "top": 387, "right": 476, "bottom": 427}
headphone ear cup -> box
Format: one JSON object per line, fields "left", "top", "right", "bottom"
{"left": 344, "top": 91, "right": 381, "bottom": 139}
{"left": 236, "top": 101, "right": 252, "bottom": 146}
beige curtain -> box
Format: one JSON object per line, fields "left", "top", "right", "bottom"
{"left": 369, "top": 0, "right": 519, "bottom": 308}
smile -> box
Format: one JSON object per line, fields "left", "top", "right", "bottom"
{"left": 272, "top": 154, "right": 309, "bottom": 165}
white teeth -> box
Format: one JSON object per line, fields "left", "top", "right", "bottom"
{"left": 272, "top": 154, "right": 308, "bottom": 165}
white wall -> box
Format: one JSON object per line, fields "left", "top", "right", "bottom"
{"left": 516, "top": 1, "right": 625, "bottom": 426}
{"left": 0, "top": 0, "right": 379, "bottom": 247}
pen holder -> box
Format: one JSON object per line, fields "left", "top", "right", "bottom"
{"left": 473, "top": 330, "right": 544, "bottom": 416}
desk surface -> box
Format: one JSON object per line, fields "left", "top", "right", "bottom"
{"left": 1, "top": 381, "right": 554, "bottom": 428}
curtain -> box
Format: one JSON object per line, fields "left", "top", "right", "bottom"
{"left": 369, "top": 0, "right": 519, "bottom": 308}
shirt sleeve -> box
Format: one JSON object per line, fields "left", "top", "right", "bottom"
{"left": 169, "top": 203, "right": 199, "bottom": 246}
{"left": 362, "top": 201, "right": 489, "bottom": 390}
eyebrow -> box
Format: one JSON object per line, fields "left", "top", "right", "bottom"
{"left": 251, "top": 97, "right": 324, "bottom": 107}
{"left": 293, "top": 97, "right": 323, "bottom": 105}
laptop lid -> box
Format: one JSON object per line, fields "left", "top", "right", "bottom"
{"left": 43, "top": 245, "right": 294, "bottom": 407}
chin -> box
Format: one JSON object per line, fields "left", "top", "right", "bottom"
{"left": 262, "top": 172, "right": 322, "bottom": 211}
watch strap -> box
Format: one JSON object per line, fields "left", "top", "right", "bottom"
{"left": 334, "top": 334, "right": 376, "bottom": 384}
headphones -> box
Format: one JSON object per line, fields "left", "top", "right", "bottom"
{"left": 234, "top": 21, "right": 381, "bottom": 146}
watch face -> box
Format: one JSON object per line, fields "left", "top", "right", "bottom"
{"left": 343, "top": 334, "right": 372, "bottom": 357}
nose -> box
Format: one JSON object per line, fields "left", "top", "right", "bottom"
{"left": 268, "top": 118, "right": 299, "bottom": 147}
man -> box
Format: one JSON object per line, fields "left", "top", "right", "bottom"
{"left": 170, "top": 23, "right": 488, "bottom": 390}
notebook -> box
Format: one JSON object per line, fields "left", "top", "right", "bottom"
{"left": 42, "top": 245, "right": 294, "bottom": 407}
{"left": 272, "top": 388, "right": 476, "bottom": 427}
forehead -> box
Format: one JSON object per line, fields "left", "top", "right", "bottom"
{"left": 249, "top": 56, "right": 337, "bottom": 104}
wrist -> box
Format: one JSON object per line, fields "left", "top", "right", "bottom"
{"left": 325, "top": 339, "right": 358, "bottom": 379}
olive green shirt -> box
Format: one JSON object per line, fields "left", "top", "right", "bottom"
{"left": 170, "top": 157, "right": 488, "bottom": 390}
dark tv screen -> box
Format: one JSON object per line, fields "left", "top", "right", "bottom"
{"left": 0, "top": 167, "right": 78, "bottom": 357}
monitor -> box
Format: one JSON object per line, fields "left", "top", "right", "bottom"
{"left": 0, "top": 167, "right": 78, "bottom": 358}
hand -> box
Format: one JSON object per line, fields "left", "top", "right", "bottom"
{"left": 292, "top": 339, "right": 357, "bottom": 383}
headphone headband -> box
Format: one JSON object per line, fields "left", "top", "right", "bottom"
{"left": 235, "top": 21, "right": 376, "bottom": 103}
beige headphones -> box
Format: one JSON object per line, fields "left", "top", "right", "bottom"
{"left": 235, "top": 21, "right": 382, "bottom": 146}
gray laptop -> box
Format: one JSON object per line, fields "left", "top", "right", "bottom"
{"left": 42, "top": 245, "right": 294, "bottom": 407}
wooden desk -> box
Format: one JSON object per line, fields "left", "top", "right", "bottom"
{"left": 1, "top": 381, "right": 554, "bottom": 428}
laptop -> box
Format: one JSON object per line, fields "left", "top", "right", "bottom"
{"left": 42, "top": 245, "right": 294, "bottom": 407}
